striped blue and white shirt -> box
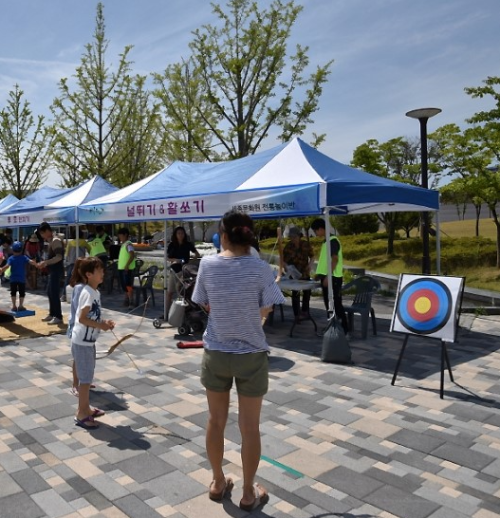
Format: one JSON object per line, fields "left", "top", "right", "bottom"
{"left": 192, "top": 255, "right": 285, "bottom": 353}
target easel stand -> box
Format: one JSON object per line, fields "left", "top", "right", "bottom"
{"left": 390, "top": 274, "right": 465, "bottom": 399}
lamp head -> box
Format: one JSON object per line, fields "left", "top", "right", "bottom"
{"left": 406, "top": 107, "right": 442, "bottom": 120}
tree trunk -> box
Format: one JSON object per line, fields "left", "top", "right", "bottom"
{"left": 387, "top": 223, "right": 396, "bottom": 256}
{"left": 496, "top": 220, "right": 500, "bottom": 269}
{"left": 490, "top": 207, "right": 500, "bottom": 268}
{"left": 474, "top": 204, "right": 481, "bottom": 237}
{"left": 384, "top": 213, "right": 398, "bottom": 256}
{"left": 188, "top": 222, "right": 195, "bottom": 242}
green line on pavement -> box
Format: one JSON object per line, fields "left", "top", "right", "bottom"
{"left": 260, "top": 455, "right": 304, "bottom": 478}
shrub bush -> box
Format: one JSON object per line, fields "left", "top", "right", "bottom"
{"left": 260, "top": 234, "right": 498, "bottom": 272}
{"left": 332, "top": 214, "right": 379, "bottom": 235}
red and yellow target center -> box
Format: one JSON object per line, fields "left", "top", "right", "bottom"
{"left": 407, "top": 288, "right": 439, "bottom": 321}
{"left": 414, "top": 296, "right": 432, "bottom": 314}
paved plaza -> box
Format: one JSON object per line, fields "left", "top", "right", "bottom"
{"left": 0, "top": 285, "right": 499, "bottom": 518}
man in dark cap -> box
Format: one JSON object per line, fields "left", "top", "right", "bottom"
{"left": 37, "top": 222, "right": 65, "bottom": 324}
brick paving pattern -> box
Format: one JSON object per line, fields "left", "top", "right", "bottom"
{"left": 0, "top": 284, "right": 499, "bottom": 517}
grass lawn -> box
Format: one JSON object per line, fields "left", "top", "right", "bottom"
{"left": 439, "top": 218, "right": 497, "bottom": 240}
{"left": 261, "top": 218, "right": 500, "bottom": 293}
{"left": 355, "top": 219, "right": 500, "bottom": 292}
{"left": 397, "top": 219, "right": 500, "bottom": 291}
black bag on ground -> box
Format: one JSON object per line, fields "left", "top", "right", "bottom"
{"left": 321, "top": 317, "right": 352, "bottom": 363}
{"left": 0, "top": 311, "right": 15, "bottom": 323}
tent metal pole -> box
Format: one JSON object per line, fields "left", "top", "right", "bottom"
{"left": 163, "top": 220, "right": 168, "bottom": 322}
{"left": 75, "top": 207, "right": 80, "bottom": 258}
{"left": 435, "top": 210, "right": 441, "bottom": 275}
{"left": 324, "top": 209, "right": 335, "bottom": 316}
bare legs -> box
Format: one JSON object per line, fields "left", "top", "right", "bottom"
{"left": 238, "top": 393, "right": 265, "bottom": 506}
{"left": 72, "top": 361, "right": 79, "bottom": 391}
{"left": 205, "top": 389, "right": 265, "bottom": 504}
{"left": 206, "top": 390, "right": 230, "bottom": 494}
{"left": 76, "top": 383, "right": 97, "bottom": 427}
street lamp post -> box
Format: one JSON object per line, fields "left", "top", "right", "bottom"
{"left": 405, "top": 107, "right": 441, "bottom": 274}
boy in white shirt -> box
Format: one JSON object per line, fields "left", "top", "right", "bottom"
{"left": 71, "top": 257, "right": 115, "bottom": 430}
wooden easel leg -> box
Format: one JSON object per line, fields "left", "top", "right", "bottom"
{"left": 391, "top": 335, "right": 409, "bottom": 386}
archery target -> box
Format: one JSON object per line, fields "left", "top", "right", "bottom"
{"left": 397, "top": 278, "right": 451, "bottom": 334}
{"left": 391, "top": 274, "right": 464, "bottom": 342}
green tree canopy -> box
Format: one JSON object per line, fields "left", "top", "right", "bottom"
{"left": 351, "top": 138, "right": 422, "bottom": 255}
{"left": 465, "top": 76, "right": 500, "bottom": 268}
{"left": 155, "top": 0, "right": 333, "bottom": 160}
{"left": 51, "top": 3, "right": 163, "bottom": 187}
{"left": 0, "top": 85, "right": 53, "bottom": 197}
{"left": 154, "top": 58, "right": 218, "bottom": 162}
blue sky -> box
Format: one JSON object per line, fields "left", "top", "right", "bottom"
{"left": 0, "top": 0, "right": 498, "bottom": 187}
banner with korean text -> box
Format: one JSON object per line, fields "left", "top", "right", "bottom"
{"left": 0, "top": 207, "right": 74, "bottom": 227}
{"left": 77, "top": 184, "right": 321, "bottom": 223}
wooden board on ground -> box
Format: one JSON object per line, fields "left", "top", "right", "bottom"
{"left": 9, "top": 309, "right": 36, "bottom": 318}
{"left": 0, "top": 314, "right": 66, "bottom": 342}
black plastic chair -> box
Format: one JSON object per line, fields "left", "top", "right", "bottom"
{"left": 342, "top": 275, "right": 381, "bottom": 339}
{"left": 133, "top": 259, "right": 145, "bottom": 277}
{"left": 133, "top": 265, "right": 158, "bottom": 307}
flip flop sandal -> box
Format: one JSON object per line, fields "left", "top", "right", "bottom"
{"left": 74, "top": 416, "right": 99, "bottom": 430}
{"left": 239, "top": 483, "right": 269, "bottom": 512}
{"left": 208, "top": 477, "right": 234, "bottom": 501}
{"left": 91, "top": 408, "right": 105, "bottom": 417}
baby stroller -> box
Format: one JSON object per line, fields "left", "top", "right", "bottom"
{"left": 169, "top": 261, "right": 208, "bottom": 336}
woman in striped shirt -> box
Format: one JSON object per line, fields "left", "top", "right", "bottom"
{"left": 192, "top": 210, "right": 285, "bottom": 512}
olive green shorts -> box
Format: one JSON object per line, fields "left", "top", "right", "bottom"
{"left": 201, "top": 349, "right": 269, "bottom": 397}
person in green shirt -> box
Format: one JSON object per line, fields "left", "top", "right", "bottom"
{"left": 117, "top": 227, "right": 136, "bottom": 307}
{"left": 88, "top": 225, "right": 111, "bottom": 266}
{"left": 311, "top": 218, "right": 348, "bottom": 334}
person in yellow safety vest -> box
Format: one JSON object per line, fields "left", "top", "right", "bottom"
{"left": 117, "top": 227, "right": 136, "bottom": 307}
{"left": 311, "top": 218, "right": 349, "bottom": 334}
{"left": 88, "top": 225, "right": 111, "bottom": 266}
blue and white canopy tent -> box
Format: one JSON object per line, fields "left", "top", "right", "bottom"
{"left": 77, "top": 138, "right": 439, "bottom": 224}
{"left": 77, "top": 138, "right": 439, "bottom": 323}
{"left": 0, "top": 176, "right": 117, "bottom": 228}
{"left": 0, "top": 194, "right": 19, "bottom": 214}
{"left": 0, "top": 186, "right": 72, "bottom": 227}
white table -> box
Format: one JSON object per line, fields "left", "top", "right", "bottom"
{"left": 278, "top": 279, "right": 321, "bottom": 292}
{"left": 275, "top": 279, "right": 321, "bottom": 336}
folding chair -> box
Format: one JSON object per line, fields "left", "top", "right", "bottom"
{"left": 342, "top": 275, "right": 380, "bottom": 339}
{"left": 133, "top": 265, "right": 158, "bottom": 306}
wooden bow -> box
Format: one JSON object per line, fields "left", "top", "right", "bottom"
{"left": 96, "top": 296, "right": 150, "bottom": 363}
{"left": 96, "top": 332, "right": 135, "bottom": 359}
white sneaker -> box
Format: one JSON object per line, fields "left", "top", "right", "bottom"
{"left": 41, "top": 315, "right": 53, "bottom": 322}
{"left": 48, "top": 317, "right": 63, "bottom": 325}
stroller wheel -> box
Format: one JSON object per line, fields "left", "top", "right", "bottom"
{"left": 153, "top": 319, "right": 162, "bottom": 329}
{"left": 178, "top": 324, "right": 191, "bottom": 336}
{"left": 191, "top": 321, "right": 204, "bottom": 333}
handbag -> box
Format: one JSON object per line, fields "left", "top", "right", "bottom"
{"left": 321, "top": 317, "right": 352, "bottom": 363}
